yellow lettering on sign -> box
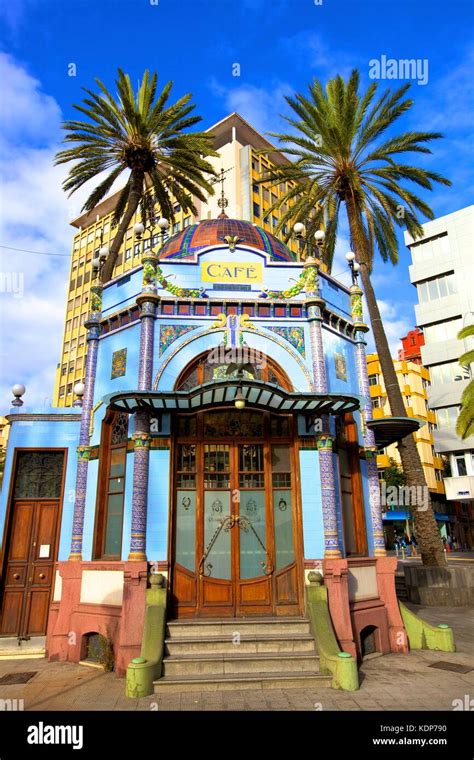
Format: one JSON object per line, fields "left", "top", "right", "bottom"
{"left": 201, "top": 262, "right": 263, "bottom": 284}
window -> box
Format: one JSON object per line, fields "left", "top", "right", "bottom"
{"left": 125, "top": 248, "right": 131, "bottom": 261}
{"left": 368, "top": 374, "right": 379, "bottom": 386}
{"left": 405, "top": 396, "right": 412, "bottom": 407}
{"left": 14, "top": 451, "right": 65, "bottom": 499}
{"left": 87, "top": 232, "right": 94, "bottom": 244}
{"left": 67, "top": 299, "right": 74, "bottom": 312}
{"left": 455, "top": 455, "right": 467, "bottom": 477}
{"left": 417, "top": 272, "right": 457, "bottom": 303}
{"left": 173, "top": 221, "right": 181, "bottom": 234}
{"left": 73, "top": 316, "right": 79, "bottom": 330}
{"left": 74, "top": 296, "right": 81, "bottom": 308}
{"left": 372, "top": 397, "right": 382, "bottom": 408}
{"left": 67, "top": 383, "right": 72, "bottom": 394}
{"left": 183, "top": 216, "right": 191, "bottom": 228}
{"left": 435, "top": 406, "right": 460, "bottom": 429}
{"left": 134, "top": 243, "right": 141, "bottom": 256}
{"left": 430, "top": 362, "right": 471, "bottom": 384}
{"left": 253, "top": 183, "right": 259, "bottom": 194}
{"left": 435, "top": 470, "right": 443, "bottom": 481}
{"left": 143, "top": 238, "right": 151, "bottom": 250}
{"left": 63, "top": 341, "right": 69, "bottom": 353}
{"left": 424, "top": 318, "right": 463, "bottom": 345}
{"left": 61, "top": 364, "right": 67, "bottom": 376}
{"left": 65, "top": 319, "right": 72, "bottom": 332}
{"left": 403, "top": 373, "right": 409, "bottom": 385}
{"left": 173, "top": 203, "right": 181, "bottom": 213}
{"left": 253, "top": 202, "right": 261, "bottom": 218}
{"left": 272, "top": 216, "right": 278, "bottom": 229}
{"left": 59, "top": 385, "right": 65, "bottom": 397}
{"left": 95, "top": 413, "right": 129, "bottom": 559}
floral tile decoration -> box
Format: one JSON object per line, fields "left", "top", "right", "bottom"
{"left": 159, "top": 324, "right": 197, "bottom": 356}
{"left": 111, "top": 348, "right": 127, "bottom": 379}
{"left": 267, "top": 326, "right": 305, "bottom": 357}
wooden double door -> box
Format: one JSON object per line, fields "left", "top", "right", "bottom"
{"left": 0, "top": 500, "right": 60, "bottom": 637}
{"left": 171, "top": 411, "right": 302, "bottom": 617}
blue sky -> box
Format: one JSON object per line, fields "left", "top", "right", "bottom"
{"left": 0, "top": 0, "right": 473, "bottom": 408}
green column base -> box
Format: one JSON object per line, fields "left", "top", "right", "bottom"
{"left": 125, "top": 574, "right": 167, "bottom": 698}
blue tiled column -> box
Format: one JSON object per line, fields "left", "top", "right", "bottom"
{"left": 128, "top": 253, "right": 159, "bottom": 561}
{"left": 69, "top": 284, "right": 102, "bottom": 560}
{"left": 305, "top": 258, "right": 341, "bottom": 559}
{"left": 351, "top": 283, "right": 386, "bottom": 557}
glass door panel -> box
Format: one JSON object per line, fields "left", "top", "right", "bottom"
{"left": 202, "top": 491, "right": 231, "bottom": 579}
{"left": 272, "top": 444, "right": 295, "bottom": 569}
{"left": 202, "top": 444, "right": 231, "bottom": 579}
{"left": 238, "top": 444, "right": 267, "bottom": 579}
{"left": 239, "top": 491, "right": 267, "bottom": 578}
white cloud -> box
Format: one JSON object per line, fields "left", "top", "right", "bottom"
{"left": 0, "top": 54, "right": 94, "bottom": 411}
{"left": 209, "top": 78, "right": 293, "bottom": 136}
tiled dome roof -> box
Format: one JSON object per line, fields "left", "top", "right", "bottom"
{"left": 159, "top": 218, "right": 296, "bottom": 262}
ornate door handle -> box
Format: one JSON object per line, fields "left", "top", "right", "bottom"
{"left": 39, "top": 573, "right": 46, "bottom": 579}
{"left": 13, "top": 573, "right": 20, "bottom": 580}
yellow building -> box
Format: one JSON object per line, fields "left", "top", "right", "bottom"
{"left": 54, "top": 113, "right": 303, "bottom": 407}
{"left": 366, "top": 353, "right": 445, "bottom": 497}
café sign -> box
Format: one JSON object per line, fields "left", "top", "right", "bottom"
{"left": 201, "top": 262, "right": 263, "bottom": 284}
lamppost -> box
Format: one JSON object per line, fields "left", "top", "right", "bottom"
{"left": 11, "top": 384, "right": 25, "bottom": 408}
{"left": 292, "top": 222, "right": 325, "bottom": 261}
{"left": 133, "top": 213, "right": 169, "bottom": 258}
{"left": 345, "top": 250, "right": 361, "bottom": 285}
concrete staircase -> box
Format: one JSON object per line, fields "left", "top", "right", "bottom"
{"left": 153, "top": 617, "right": 332, "bottom": 692}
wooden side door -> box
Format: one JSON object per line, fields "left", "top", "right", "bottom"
{"left": 1, "top": 500, "right": 60, "bottom": 637}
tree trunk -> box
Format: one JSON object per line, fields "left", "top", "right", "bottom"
{"left": 100, "top": 170, "right": 144, "bottom": 283}
{"left": 345, "top": 194, "right": 446, "bottom": 567}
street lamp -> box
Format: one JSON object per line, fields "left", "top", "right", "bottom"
{"left": 345, "top": 251, "right": 360, "bottom": 284}
{"left": 293, "top": 223, "right": 325, "bottom": 261}
{"left": 73, "top": 382, "right": 85, "bottom": 408}
{"left": 11, "top": 383, "right": 25, "bottom": 407}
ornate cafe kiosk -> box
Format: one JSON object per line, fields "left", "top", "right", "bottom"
{"left": 2, "top": 209, "right": 448, "bottom": 694}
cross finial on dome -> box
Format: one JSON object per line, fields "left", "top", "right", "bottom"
{"left": 213, "top": 166, "right": 232, "bottom": 218}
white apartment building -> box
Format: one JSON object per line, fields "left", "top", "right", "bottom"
{"left": 406, "top": 205, "right": 474, "bottom": 519}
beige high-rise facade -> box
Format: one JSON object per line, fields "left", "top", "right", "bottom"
{"left": 366, "top": 352, "right": 445, "bottom": 498}
{"left": 54, "top": 113, "right": 301, "bottom": 407}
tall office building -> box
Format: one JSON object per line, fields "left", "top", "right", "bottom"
{"left": 406, "top": 205, "right": 474, "bottom": 548}
{"left": 53, "top": 113, "right": 302, "bottom": 407}
{"left": 366, "top": 351, "right": 445, "bottom": 495}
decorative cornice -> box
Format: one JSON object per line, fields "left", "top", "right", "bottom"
{"left": 6, "top": 413, "right": 81, "bottom": 423}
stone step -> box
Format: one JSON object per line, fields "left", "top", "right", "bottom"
{"left": 164, "top": 633, "right": 316, "bottom": 656}
{"left": 154, "top": 671, "right": 332, "bottom": 693}
{"left": 163, "top": 652, "right": 320, "bottom": 677}
{"left": 166, "top": 617, "right": 310, "bottom": 638}
{"left": 395, "top": 574, "right": 408, "bottom": 600}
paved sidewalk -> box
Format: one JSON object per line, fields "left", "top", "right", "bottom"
{"left": 0, "top": 604, "right": 472, "bottom": 712}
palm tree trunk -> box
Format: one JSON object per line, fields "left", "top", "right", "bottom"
{"left": 100, "top": 170, "right": 144, "bottom": 283}
{"left": 345, "top": 195, "right": 446, "bottom": 567}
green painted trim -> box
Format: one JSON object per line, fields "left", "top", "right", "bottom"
{"left": 306, "top": 583, "right": 359, "bottom": 691}
{"left": 399, "top": 601, "right": 455, "bottom": 652}
{"left": 125, "top": 575, "right": 167, "bottom": 698}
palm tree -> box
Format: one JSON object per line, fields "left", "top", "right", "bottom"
{"left": 456, "top": 324, "right": 474, "bottom": 439}
{"left": 56, "top": 69, "right": 217, "bottom": 282}
{"left": 261, "top": 70, "right": 451, "bottom": 566}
